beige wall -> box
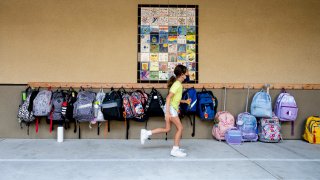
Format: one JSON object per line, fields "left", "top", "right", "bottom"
{"left": 1, "top": 0, "right": 320, "bottom": 83}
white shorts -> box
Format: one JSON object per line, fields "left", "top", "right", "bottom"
{"left": 163, "top": 105, "right": 178, "bottom": 117}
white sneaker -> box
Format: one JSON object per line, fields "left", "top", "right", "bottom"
{"left": 179, "top": 148, "right": 186, "bottom": 152}
{"left": 170, "top": 148, "right": 187, "bottom": 157}
{"left": 140, "top": 129, "right": 149, "bottom": 145}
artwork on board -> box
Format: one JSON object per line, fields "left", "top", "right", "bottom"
{"left": 138, "top": 5, "right": 198, "bottom": 82}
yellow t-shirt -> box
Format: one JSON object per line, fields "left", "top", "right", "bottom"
{"left": 169, "top": 81, "right": 183, "bottom": 111}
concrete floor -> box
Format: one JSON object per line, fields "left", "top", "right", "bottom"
{"left": 0, "top": 138, "right": 319, "bottom": 180}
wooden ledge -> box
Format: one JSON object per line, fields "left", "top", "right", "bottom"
{"left": 28, "top": 82, "right": 320, "bottom": 90}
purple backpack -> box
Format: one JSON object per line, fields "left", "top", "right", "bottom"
{"left": 274, "top": 89, "right": 298, "bottom": 135}
{"left": 236, "top": 87, "right": 258, "bottom": 142}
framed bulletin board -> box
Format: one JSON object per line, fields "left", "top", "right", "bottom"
{"left": 137, "top": 4, "right": 199, "bottom": 83}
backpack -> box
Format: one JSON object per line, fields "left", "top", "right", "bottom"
{"left": 121, "top": 89, "right": 135, "bottom": 119}
{"left": 133, "top": 89, "right": 149, "bottom": 122}
{"left": 197, "top": 88, "right": 218, "bottom": 120}
{"left": 212, "top": 88, "right": 235, "bottom": 141}
{"left": 129, "top": 91, "right": 145, "bottom": 119}
{"left": 180, "top": 87, "right": 198, "bottom": 114}
{"left": 92, "top": 88, "right": 106, "bottom": 122}
{"left": 101, "top": 88, "right": 123, "bottom": 121}
{"left": 73, "top": 89, "right": 96, "bottom": 122}
{"left": 145, "top": 88, "right": 165, "bottom": 117}
{"left": 250, "top": 89, "right": 272, "bottom": 118}
{"left": 236, "top": 87, "right": 258, "bottom": 142}
{"left": 33, "top": 89, "right": 53, "bottom": 117}
{"left": 303, "top": 116, "right": 320, "bottom": 144}
{"left": 259, "top": 115, "right": 282, "bottom": 143}
{"left": 274, "top": 89, "right": 298, "bottom": 136}
{"left": 87, "top": 88, "right": 106, "bottom": 135}
{"left": 180, "top": 87, "right": 198, "bottom": 137}
{"left": 17, "top": 87, "right": 35, "bottom": 134}
{"left": 47, "top": 90, "right": 66, "bottom": 133}
{"left": 62, "top": 88, "right": 78, "bottom": 133}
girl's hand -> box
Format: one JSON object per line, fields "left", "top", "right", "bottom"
{"left": 186, "top": 98, "right": 191, "bottom": 105}
{"left": 181, "top": 99, "right": 191, "bottom": 104}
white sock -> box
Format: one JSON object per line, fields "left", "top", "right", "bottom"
{"left": 147, "top": 130, "right": 152, "bottom": 136}
{"left": 172, "top": 146, "right": 179, "bottom": 150}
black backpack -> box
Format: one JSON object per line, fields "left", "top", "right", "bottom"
{"left": 101, "top": 88, "right": 123, "bottom": 121}
{"left": 145, "top": 88, "right": 165, "bottom": 117}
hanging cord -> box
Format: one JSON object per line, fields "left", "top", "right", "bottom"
{"left": 245, "top": 87, "right": 250, "bottom": 113}
{"left": 223, "top": 87, "right": 227, "bottom": 111}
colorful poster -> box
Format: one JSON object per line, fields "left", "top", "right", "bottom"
{"left": 178, "top": 26, "right": 187, "bottom": 35}
{"left": 189, "top": 71, "right": 196, "bottom": 80}
{"left": 150, "top": 44, "right": 159, "bottom": 53}
{"left": 168, "top": 35, "right": 177, "bottom": 44}
{"left": 150, "top": 62, "right": 159, "bottom": 71}
{"left": 159, "top": 34, "right": 168, "bottom": 44}
{"left": 140, "top": 53, "right": 150, "bottom": 62}
{"left": 186, "top": 52, "right": 196, "bottom": 62}
{"left": 150, "top": 53, "right": 158, "bottom": 62}
{"left": 159, "top": 62, "right": 168, "bottom": 71}
{"left": 140, "top": 71, "right": 150, "bottom": 80}
{"left": 138, "top": 6, "right": 198, "bottom": 82}
{"left": 186, "top": 35, "right": 196, "bottom": 44}
{"left": 168, "top": 62, "right": 177, "bottom": 71}
{"left": 149, "top": 71, "right": 159, "bottom": 80}
{"left": 141, "top": 62, "right": 149, "bottom": 71}
{"left": 168, "top": 53, "right": 177, "bottom": 62}
{"left": 141, "top": 34, "right": 150, "bottom": 43}
{"left": 159, "top": 44, "right": 168, "bottom": 53}
{"left": 158, "top": 53, "right": 168, "bottom": 62}
{"left": 141, "top": 43, "right": 150, "bottom": 53}
{"left": 159, "top": 71, "right": 169, "bottom": 80}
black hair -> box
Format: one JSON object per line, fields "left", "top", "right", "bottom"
{"left": 167, "top": 64, "right": 187, "bottom": 89}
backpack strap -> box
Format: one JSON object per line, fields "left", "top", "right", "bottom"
{"left": 104, "top": 121, "right": 108, "bottom": 138}
{"left": 245, "top": 87, "right": 250, "bottom": 113}
{"left": 223, "top": 87, "right": 227, "bottom": 111}
{"left": 35, "top": 117, "right": 39, "bottom": 134}
{"left": 49, "top": 109, "right": 53, "bottom": 133}
{"left": 291, "top": 121, "right": 294, "bottom": 136}
{"left": 78, "top": 122, "right": 81, "bottom": 139}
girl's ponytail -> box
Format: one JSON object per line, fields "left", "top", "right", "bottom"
{"left": 167, "top": 75, "right": 176, "bottom": 89}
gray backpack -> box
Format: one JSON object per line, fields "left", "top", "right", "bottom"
{"left": 73, "top": 90, "right": 96, "bottom": 122}
{"left": 33, "top": 90, "right": 53, "bottom": 116}
{"left": 48, "top": 90, "right": 66, "bottom": 121}
{"left": 18, "top": 87, "right": 35, "bottom": 124}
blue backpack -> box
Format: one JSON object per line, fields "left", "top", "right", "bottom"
{"left": 250, "top": 89, "right": 272, "bottom": 118}
{"left": 197, "top": 88, "right": 218, "bottom": 121}
{"left": 180, "top": 87, "right": 198, "bottom": 137}
{"left": 180, "top": 87, "right": 197, "bottom": 114}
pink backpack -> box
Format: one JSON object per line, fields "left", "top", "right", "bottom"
{"left": 212, "top": 88, "right": 235, "bottom": 140}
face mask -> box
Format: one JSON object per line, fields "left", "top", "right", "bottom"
{"left": 183, "top": 75, "right": 190, "bottom": 83}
